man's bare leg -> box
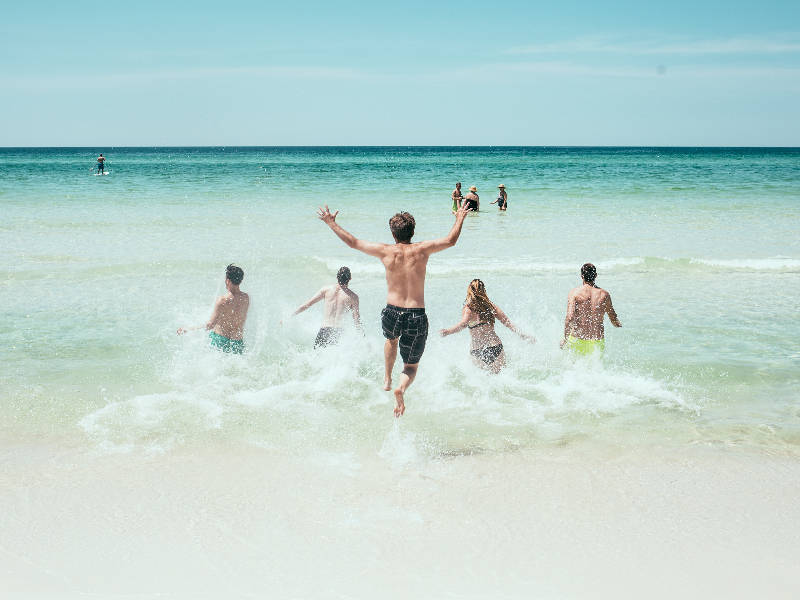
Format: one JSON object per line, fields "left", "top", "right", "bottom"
{"left": 383, "top": 338, "right": 398, "bottom": 391}
{"left": 393, "top": 363, "right": 418, "bottom": 418}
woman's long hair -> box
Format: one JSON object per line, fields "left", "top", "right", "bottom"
{"left": 465, "top": 279, "right": 495, "bottom": 326}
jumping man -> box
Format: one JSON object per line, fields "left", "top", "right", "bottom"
{"left": 317, "top": 203, "right": 472, "bottom": 416}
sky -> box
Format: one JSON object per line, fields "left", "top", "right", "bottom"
{"left": 1, "top": 1, "right": 799, "bottom": 146}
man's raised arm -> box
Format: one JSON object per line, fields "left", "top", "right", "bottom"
{"left": 317, "top": 205, "right": 385, "bottom": 258}
{"left": 419, "top": 204, "right": 472, "bottom": 255}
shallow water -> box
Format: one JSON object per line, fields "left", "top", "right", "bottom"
{"left": 1, "top": 147, "right": 799, "bottom": 461}
{"left": 3, "top": 147, "right": 800, "bottom": 598}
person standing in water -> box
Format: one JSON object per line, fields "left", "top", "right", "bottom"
{"left": 317, "top": 203, "right": 472, "bottom": 417}
{"left": 491, "top": 184, "right": 507, "bottom": 211}
{"left": 452, "top": 182, "right": 464, "bottom": 212}
{"left": 280, "top": 266, "right": 362, "bottom": 347}
{"left": 96, "top": 154, "right": 105, "bottom": 174}
{"left": 177, "top": 264, "right": 250, "bottom": 354}
{"left": 440, "top": 279, "right": 535, "bottom": 373}
{"left": 560, "top": 263, "right": 621, "bottom": 356}
{"left": 463, "top": 186, "right": 480, "bottom": 212}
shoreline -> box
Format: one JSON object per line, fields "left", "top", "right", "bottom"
{"left": 2, "top": 441, "right": 799, "bottom": 599}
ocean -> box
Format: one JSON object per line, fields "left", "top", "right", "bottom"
{"left": 2, "top": 147, "right": 800, "bottom": 598}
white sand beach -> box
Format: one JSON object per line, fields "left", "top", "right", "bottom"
{"left": 2, "top": 442, "right": 798, "bottom": 599}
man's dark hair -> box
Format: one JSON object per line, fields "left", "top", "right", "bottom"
{"left": 389, "top": 212, "right": 415, "bottom": 242}
{"left": 581, "top": 263, "right": 597, "bottom": 283}
{"left": 226, "top": 264, "right": 244, "bottom": 285}
{"left": 337, "top": 266, "right": 351, "bottom": 286}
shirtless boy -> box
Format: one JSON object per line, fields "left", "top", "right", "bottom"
{"left": 560, "top": 263, "right": 621, "bottom": 355}
{"left": 177, "top": 264, "right": 250, "bottom": 354}
{"left": 452, "top": 182, "right": 464, "bottom": 211}
{"left": 317, "top": 203, "right": 472, "bottom": 416}
{"left": 280, "top": 266, "right": 362, "bottom": 347}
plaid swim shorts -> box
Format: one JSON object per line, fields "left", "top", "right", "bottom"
{"left": 381, "top": 304, "right": 429, "bottom": 365}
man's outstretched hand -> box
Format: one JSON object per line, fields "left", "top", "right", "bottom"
{"left": 317, "top": 205, "right": 339, "bottom": 225}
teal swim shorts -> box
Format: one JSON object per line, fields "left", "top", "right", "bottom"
{"left": 209, "top": 331, "right": 244, "bottom": 354}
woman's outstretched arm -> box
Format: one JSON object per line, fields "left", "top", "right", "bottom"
{"left": 494, "top": 304, "right": 536, "bottom": 344}
{"left": 440, "top": 306, "right": 472, "bottom": 337}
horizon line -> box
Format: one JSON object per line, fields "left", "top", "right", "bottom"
{"left": 2, "top": 145, "right": 799, "bottom": 150}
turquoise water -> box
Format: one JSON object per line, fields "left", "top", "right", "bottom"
{"left": 1, "top": 147, "right": 799, "bottom": 457}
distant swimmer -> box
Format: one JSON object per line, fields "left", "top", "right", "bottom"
{"left": 463, "top": 186, "right": 480, "bottom": 212}
{"left": 280, "top": 266, "right": 362, "bottom": 347}
{"left": 452, "top": 182, "right": 464, "bottom": 211}
{"left": 318, "top": 203, "right": 472, "bottom": 417}
{"left": 560, "top": 263, "right": 621, "bottom": 356}
{"left": 96, "top": 154, "right": 105, "bottom": 174}
{"left": 440, "top": 279, "right": 535, "bottom": 373}
{"left": 490, "top": 184, "right": 507, "bottom": 211}
{"left": 177, "top": 264, "right": 250, "bottom": 354}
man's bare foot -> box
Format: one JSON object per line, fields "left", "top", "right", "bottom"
{"left": 393, "top": 388, "right": 405, "bottom": 417}
{"left": 382, "top": 377, "right": 392, "bottom": 392}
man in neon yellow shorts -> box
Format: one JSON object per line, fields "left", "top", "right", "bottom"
{"left": 560, "top": 263, "right": 621, "bottom": 356}
{"left": 177, "top": 264, "right": 250, "bottom": 354}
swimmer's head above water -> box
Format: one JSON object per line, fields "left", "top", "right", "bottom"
{"left": 581, "top": 263, "right": 597, "bottom": 285}
{"left": 389, "top": 212, "right": 415, "bottom": 243}
{"left": 226, "top": 264, "right": 244, "bottom": 286}
{"left": 337, "top": 266, "right": 351, "bottom": 286}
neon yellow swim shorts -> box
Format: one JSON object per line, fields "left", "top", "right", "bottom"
{"left": 566, "top": 335, "right": 604, "bottom": 357}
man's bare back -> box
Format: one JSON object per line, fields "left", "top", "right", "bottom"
{"left": 284, "top": 280, "right": 361, "bottom": 329}
{"left": 318, "top": 284, "right": 359, "bottom": 327}
{"left": 380, "top": 243, "right": 431, "bottom": 308}
{"left": 210, "top": 290, "right": 250, "bottom": 340}
{"left": 561, "top": 264, "right": 621, "bottom": 346}
{"left": 564, "top": 284, "right": 617, "bottom": 339}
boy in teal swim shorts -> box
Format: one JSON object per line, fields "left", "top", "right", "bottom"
{"left": 177, "top": 264, "right": 250, "bottom": 354}
{"left": 560, "top": 263, "right": 621, "bottom": 356}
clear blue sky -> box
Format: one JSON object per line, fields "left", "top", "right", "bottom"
{"left": 1, "top": 1, "right": 798, "bottom": 145}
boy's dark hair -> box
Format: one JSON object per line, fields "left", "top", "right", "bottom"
{"left": 581, "top": 263, "right": 597, "bottom": 283}
{"left": 389, "top": 212, "right": 415, "bottom": 242}
{"left": 226, "top": 264, "right": 244, "bottom": 285}
{"left": 337, "top": 266, "right": 351, "bottom": 286}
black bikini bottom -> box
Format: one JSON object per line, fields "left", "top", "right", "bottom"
{"left": 470, "top": 344, "right": 503, "bottom": 365}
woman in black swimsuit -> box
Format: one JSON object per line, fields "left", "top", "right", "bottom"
{"left": 439, "top": 279, "right": 536, "bottom": 373}
{"left": 463, "top": 186, "right": 480, "bottom": 212}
